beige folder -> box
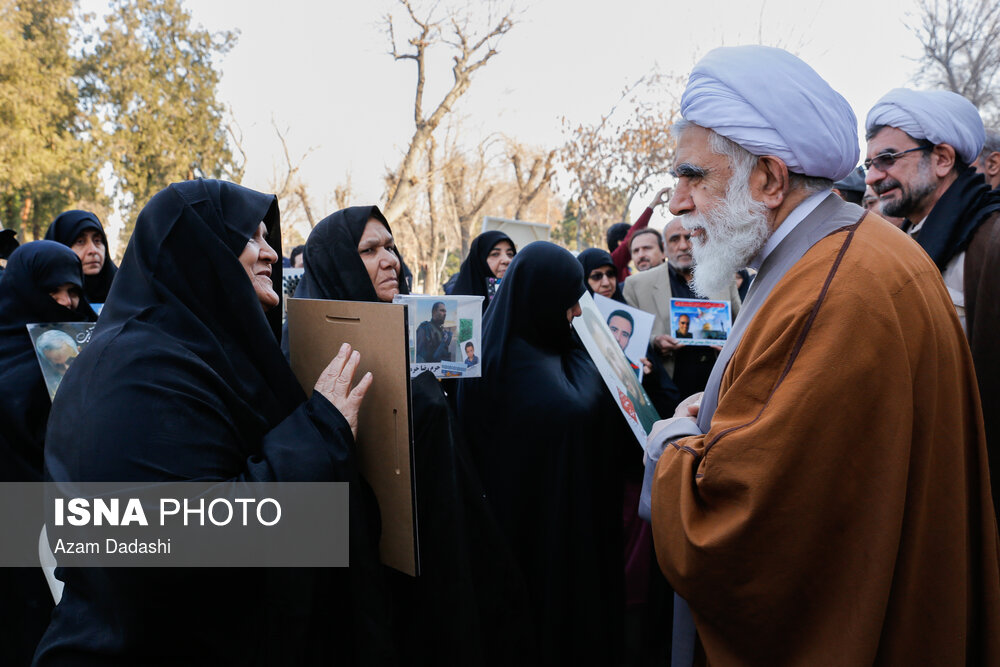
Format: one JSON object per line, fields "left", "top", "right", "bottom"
{"left": 286, "top": 297, "right": 418, "bottom": 576}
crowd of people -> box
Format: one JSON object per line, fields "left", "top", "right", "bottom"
{"left": 1, "top": 43, "right": 999, "bottom": 666}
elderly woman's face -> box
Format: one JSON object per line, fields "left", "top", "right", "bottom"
{"left": 358, "top": 218, "right": 401, "bottom": 302}
{"left": 486, "top": 240, "right": 515, "bottom": 279}
{"left": 239, "top": 222, "right": 280, "bottom": 311}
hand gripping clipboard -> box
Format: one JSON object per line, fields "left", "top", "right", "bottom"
{"left": 287, "top": 297, "right": 419, "bottom": 576}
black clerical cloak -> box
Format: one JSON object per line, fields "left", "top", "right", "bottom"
{"left": 457, "top": 242, "right": 627, "bottom": 665}
{"left": 35, "top": 180, "right": 391, "bottom": 666}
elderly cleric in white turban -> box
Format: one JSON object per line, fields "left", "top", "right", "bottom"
{"left": 680, "top": 45, "right": 859, "bottom": 182}
{"left": 865, "top": 88, "right": 985, "bottom": 165}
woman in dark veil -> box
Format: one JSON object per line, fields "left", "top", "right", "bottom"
{"left": 44, "top": 210, "right": 118, "bottom": 304}
{"left": 286, "top": 206, "right": 530, "bottom": 666}
{"left": 449, "top": 231, "right": 516, "bottom": 312}
{"left": 456, "top": 242, "right": 627, "bottom": 665}
{"left": 577, "top": 247, "right": 626, "bottom": 303}
{"left": 0, "top": 241, "right": 95, "bottom": 666}
{"left": 35, "top": 180, "right": 390, "bottom": 666}
{"left": 577, "top": 246, "right": 678, "bottom": 665}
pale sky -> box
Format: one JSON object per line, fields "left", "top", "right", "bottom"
{"left": 82, "top": 0, "right": 926, "bottom": 241}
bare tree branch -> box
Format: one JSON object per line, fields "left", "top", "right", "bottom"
{"left": 380, "top": 0, "right": 517, "bottom": 225}
{"left": 908, "top": 0, "right": 1000, "bottom": 119}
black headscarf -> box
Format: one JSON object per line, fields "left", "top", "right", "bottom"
{"left": 281, "top": 205, "right": 409, "bottom": 358}
{"left": 0, "top": 241, "right": 95, "bottom": 483}
{"left": 917, "top": 165, "right": 1000, "bottom": 269}
{"left": 296, "top": 205, "right": 408, "bottom": 302}
{"left": 0, "top": 241, "right": 94, "bottom": 666}
{"left": 456, "top": 242, "right": 626, "bottom": 664}
{"left": 577, "top": 247, "right": 626, "bottom": 303}
{"left": 37, "top": 180, "right": 393, "bottom": 665}
{"left": 451, "top": 231, "right": 516, "bottom": 312}
{"left": 45, "top": 209, "right": 118, "bottom": 303}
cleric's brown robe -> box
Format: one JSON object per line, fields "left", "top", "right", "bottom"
{"left": 651, "top": 211, "right": 1000, "bottom": 665}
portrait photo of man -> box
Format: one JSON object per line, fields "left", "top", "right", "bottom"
{"left": 415, "top": 300, "right": 455, "bottom": 363}
{"left": 675, "top": 314, "right": 692, "bottom": 339}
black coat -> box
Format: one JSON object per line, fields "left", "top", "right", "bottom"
{"left": 457, "top": 242, "right": 626, "bottom": 665}
{"left": 36, "top": 180, "right": 391, "bottom": 666}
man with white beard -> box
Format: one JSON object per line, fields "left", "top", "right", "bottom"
{"left": 640, "top": 45, "right": 1000, "bottom": 665}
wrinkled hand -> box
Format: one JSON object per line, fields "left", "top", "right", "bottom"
{"left": 314, "top": 343, "right": 373, "bottom": 440}
{"left": 673, "top": 392, "right": 703, "bottom": 419}
{"left": 648, "top": 186, "right": 671, "bottom": 209}
{"left": 653, "top": 334, "right": 685, "bottom": 355}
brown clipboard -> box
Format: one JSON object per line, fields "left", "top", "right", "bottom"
{"left": 286, "top": 297, "right": 418, "bottom": 576}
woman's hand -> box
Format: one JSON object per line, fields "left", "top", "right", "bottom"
{"left": 314, "top": 343, "right": 373, "bottom": 439}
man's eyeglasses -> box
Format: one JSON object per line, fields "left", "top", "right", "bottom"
{"left": 588, "top": 270, "right": 615, "bottom": 282}
{"left": 863, "top": 146, "right": 930, "bottom": 172}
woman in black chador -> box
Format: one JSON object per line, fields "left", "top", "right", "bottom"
{"left": 448, "top": 230, "right": 516, "bottom": 312}
{"left": 286, "top": 206, "right": 531, "bottom": 666}
{"left": 577, "top": 247, "right": 677, "bottom": 665}
{"left": 35, "top": 180, "right": 391, "bottom": 666}
{"left": 457, "top": 242, "right": 628, "bottom": 665}
{"left": 45, "top": 210, "right": 118, "bottom": 304}
{"left": 0, "top": 241, "right": 95, "bottom": 667}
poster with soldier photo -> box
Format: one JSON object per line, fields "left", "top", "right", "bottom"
{"left": 393, "top": 294, "right": 484, "bottom": 378}
{"left": 573, "top": 292, "right": 660, "bottom": 448}
{"left": 26, "top": 322, "right": 98, "bottom": 401}
{"left": 669, "top": 298, "right": 732, "bottom": 346}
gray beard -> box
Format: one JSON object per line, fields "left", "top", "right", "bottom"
{"left": 684, "top": 185, "right": 771, "bottom": 297}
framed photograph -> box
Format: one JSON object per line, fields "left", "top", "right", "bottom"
{"left": 573, "top": 293, "right": 660, "bottom": 448}
{"left": 393, "top": 294, "right": 484, "bottom": 378}
{"left": 286, "top": 298, "right": 418, "bottom": 576}
{"left": 26, "top": 322, "right": 98, "bottom": 402}
{"left": 669, "top": 298, "right": 733, "bottom": 346}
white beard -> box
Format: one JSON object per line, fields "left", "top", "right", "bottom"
{"left": 684, "top": 181, "right": 771, "bottom": 298}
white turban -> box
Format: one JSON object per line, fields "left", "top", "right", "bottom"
{"left": 865, "top": 88, "right": 985, "bottom": 165}
{"left": 680, "top": 45, "right": 859, "bottom": 181}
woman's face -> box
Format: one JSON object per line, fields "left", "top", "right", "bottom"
{"left": 72, "top": 229, "right": 106, "bottom": 276}
{"left": 358, "top": 218, "right": 401, "bottom": 302}
{"left": 587, "top": 264, "right": 617, "bottom": 299}
{"left": 239, "top": 222, "right": 280, "bottom": 311}
{"left": 486, "top": 240, "right": 515, "bottom": 279}
{"left": 566, "top": 302, "right": 582, "bottom": 322}
{"left": 49, "top": 283, "right": 81, "bottom": 311}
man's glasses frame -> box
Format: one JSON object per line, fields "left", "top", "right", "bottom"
{"left": 863, "top": 146, "right": 931, "bottom": 172}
